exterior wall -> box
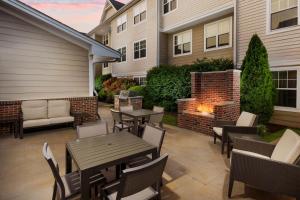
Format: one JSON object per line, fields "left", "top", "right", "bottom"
{"left": 0, "top": 97, "right": 98, "bottom": 134}
{"left": 0, "top": 10, "right": 89, "bottom": 100}
{"left": 167, "top": 15, "right": 233, "bottom": 66}
{"left": 161, "top": 0, "right": 233, "bottom": 30}
{"left": 110, "top": 0, "right": 158, "bottom": 77}
{"left": 103, "top": 6, "right": 116, "bottom": 22}
{"left": 159, "top": 32, "right": 169, "bottom": 65}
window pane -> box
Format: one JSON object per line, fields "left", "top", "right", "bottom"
{"left": 134, "top": 15, "right": 140, "bottom": 24}
{"left": 206, "top": 36, "right": 216, "bottom": 49}
{"left": 174, "top": 45, "right": 182, "bottom": 55}
{"left": 279, "top": 71, "right": 287, "bottom": 79}
{"left": 134, "top": 43, "right": 139, "bottom": 51}
{"left": 134, "top": 51, "right": 140, "bottom": 59}
{"left": 140, "top": 11, "right": 146, "bottom": 21}
{"left": 279, "top": 79, "right": 287, "bottom": 88}
{"left": 140, "top": 40, "right": 146, "bottom": 49}
{"left": 288, "top": 70, "right": 297, "bottom": 79}
{"left": 288, "top": 80, "right": 297, "bottom": 88}
{"left": 273, "top": 80, "right": 279, "bottom": 88}
{"left": 276, "top": 90, "right": 297, "bottom": 107}
{"left": 122, "top": 54, "right": 126, "bottom": 62}
{"left": 183, "top": 43, "right": 191, "bottom": 53}
{"left": 272, "top": 71, "right": 279, "bottom": 79}
{"left": 271, "top": 7, "right": 298, "bottom": 30}
{"left": 218, "top": 33, "right": 230, "bottom": 46}
{"left": 174, "top": 36, "right": 178, "bottom": 45}
{"left": 122, "top": 23, "right": 126, "bottom": 30}
{"left": 140, "top": 49, "right": 146, "bottom": 58}
{"left": 164, "top": 4, "right": 169, "bottom": 13}
{"left": 170, "top": 0, "right": 177, "bottom": 10}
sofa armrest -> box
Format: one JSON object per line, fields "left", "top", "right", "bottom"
{"left": 214, "top": 120, "right": 236, "bottom": 127}
{"left": 233, "top": 138, "right": 275, "bottom": 157}
{"left": 230, "top": 151, "right": 300, "bottom": 198}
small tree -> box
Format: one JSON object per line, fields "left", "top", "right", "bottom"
{"left": 241, "top": 34, "right": 275, "bottom": 124}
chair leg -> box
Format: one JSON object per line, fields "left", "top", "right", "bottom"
{"left": 228, "top": 173, "right": 234, "bottom": 198}
{"left": 221, "top": 141, "right": 225, "bottom": 154}
{"left": 213, "top": 133, "right": 216, "bottom": 144}
{"left": 52, "top": 182, "right": 57, "bottom": 200}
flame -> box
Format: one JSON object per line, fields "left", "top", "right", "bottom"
{"left": 197, "top": 104, "right": 214, "bottom": 114}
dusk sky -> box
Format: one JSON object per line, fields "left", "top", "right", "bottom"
{"left": 20, "top": 0, "right": 130, "bottom": 33}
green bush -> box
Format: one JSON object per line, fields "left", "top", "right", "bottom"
{"left": 144, "top": 58, "right": 234, "bottom": 111}
{"left": 128, "top": 85, "right": 145, "bottom": 96}
{"left": 241, "top": 34, "right": 275, "bottom": 124}
{"left": 95, "top": 74, "right": 112, "bottom": 92}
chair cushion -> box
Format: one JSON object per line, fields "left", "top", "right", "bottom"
{"left": 271, "top": 129, "right": 300, "bottom": 164}
{"left": 108, "top": 187, "right": 157, "bottom": 200}
{"left": 233, "top": 149, "right": 271, "bottom": 160}
{"left": 22, "top": 100, "right": 48, "bottom": 120}
{"left": 23, "top": 118, "right": 50, "bottom": 128}
{"left": 213, "top": 127, "right": 223, "bottom": 136}
{"left": 49, "top": 116, "right": 74, "bottom": 124}
{"left": 236, "top": 111, "right": 256, "bottom": 127}
{"left": 48, "top": 100, "right": 71, "bottom": 118}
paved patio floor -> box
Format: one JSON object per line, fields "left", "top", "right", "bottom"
{"left": 0, "top": 104, "right": 294, "bottom": 200}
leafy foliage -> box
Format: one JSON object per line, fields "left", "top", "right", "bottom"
{"left": 241, "top": 34, "right": 276, "bottom": 124}
{"left": 128, "top": 85, "right": 145, "bottom": 96}
{"left": 95, "top": 74, "right": 111, "bottom": 92}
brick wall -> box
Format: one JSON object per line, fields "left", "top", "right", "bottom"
{"left": 0, "top": 97, "right": 98, "bottom": 135}
{"left": 178, "top": 70, "right": 241, "bottom": 135}
{"left": 114, "top": 95, "right": 143, "bottom": 110}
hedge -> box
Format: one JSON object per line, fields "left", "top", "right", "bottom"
{"left": 144, "top": 58, "right": 234, "bottom": 112}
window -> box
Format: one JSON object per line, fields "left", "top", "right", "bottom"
{"left": 173, "top": 30, "right": 192, "bottom": 56}
{"left": 103, "top": 63, "right": 109, "bottom": 68}
{"left": 117, "top": 15, "right": 127, "bottom": 33}
{"left": 102, "top": 34, "right": 109, "bottom": 46}
{"left": 117, "top": 47, "right": 126, "bottom": 62}
{"left": 163, "top": 0, "right": 177, "bottom": 14}
{"left": 270, "top": 0, "right": 298, "bottom": 30}
{"left": 134, "top": 76, "right": 147, "bottom": 86}
{"left": 204, "top": 17, "right": 232, "bottom": 51}
{"left": 272, "top": 70, "right": 297, "bottom": 108}
{"left": 134, "top": 40, "right": 146, "bottom": 59}
{"left": 134, "top": 1, "right": 146, "bottom": 24}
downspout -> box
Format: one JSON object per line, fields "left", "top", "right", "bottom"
{"left": 233, "top": 0, "right": 237, "bottom": 68}
{"left": 156, "top": 0, "right": 160, "bottom": 66}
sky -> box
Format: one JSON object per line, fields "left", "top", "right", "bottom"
{"left": 20, "top": 0, "right": 130, "bottom": 33}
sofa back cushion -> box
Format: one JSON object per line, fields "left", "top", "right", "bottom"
{"left": 48, "top": 100, "right": 70, "bottom": 118}
{"left": 271, "top": 129, "right": 300, "bottom": 164}
{"left": 236, "top": 111, "right": 256, "bottom": 127}
{"left": 22, "top": 100, "right": 48, "bottom": 120}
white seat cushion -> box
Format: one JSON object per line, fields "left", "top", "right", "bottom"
{"left": 49, "top": 116, "right": 74, "bottom": 124}
{"left": 271, "top": 129, "right": 300, "bottom": 164}
{"left": 236, "top": 111, "right": 256, "bottom": 127}
{"left": 213, "top": 127, "right": 223, "bottom": 136}
{"left": 23, "top": 119, "right": 50, "bottom": 128}
{"left": 108, "top": 187, "right": 157, "bottom": 200}
{"left": 22, "top": 100, "right": 48, "bottom": 120}
{"left": 233, "top": 149, "right": 271, "bottom": 160}
{"left": 48, "top": 100, "right": 71, "bottom": 118}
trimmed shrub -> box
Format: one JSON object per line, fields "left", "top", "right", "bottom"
{"left": 128, "top": 85, "right": 145, "bottom": 96}
{"left": 144, "top": 58, "right": 234, "bottom": 111}
{"left": 95, "top": 74, "right": 112, "bottom": 92}
{"left": 241, "top": 34, "right": 275, "bottom": 124}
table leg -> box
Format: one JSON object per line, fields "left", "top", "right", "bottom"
{"left": 152, "top": 150, "right": 159, "bottom": 160}
{"left": 133, "top": 117, "right": 138, "bottom": 136}
{"left": 66, "top": 147, "right": 72, "bottom": 174}
{"left": 227, "top": 139, "right": 231, "bottom": 158}
{"left": 81, "top": 170, "right": 90, "bottom": 200}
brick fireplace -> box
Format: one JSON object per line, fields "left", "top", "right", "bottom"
{"left": 177, "top": 70, "right": 241, "bottom": 135}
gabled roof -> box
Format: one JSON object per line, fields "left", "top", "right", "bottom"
{"left": 109, "top": 0, "right": 125, "bottom": 11}
{"left": 1, "top": 0, "right": 120, "bottom": 61}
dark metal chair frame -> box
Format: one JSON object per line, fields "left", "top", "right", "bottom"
{"left": 111, "top": 109, "right": 134, "bottom": 133}
{"left": 229, "top": 138, "right": 300, "bottom": 200}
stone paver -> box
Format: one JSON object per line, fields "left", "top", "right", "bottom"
{"left": 0, "top": 104, "right": 293, "bottom": 200}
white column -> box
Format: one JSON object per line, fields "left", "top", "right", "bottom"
{"left": 88, "top": 53, "right": 94, "bottom": 96}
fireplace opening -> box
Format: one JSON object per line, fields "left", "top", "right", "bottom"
{"left": 196, "top": 104, "right": 214, "bottom": 116}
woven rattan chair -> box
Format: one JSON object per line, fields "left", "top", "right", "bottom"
{"left": 111, "top": 109, "right": 133, "bottom": 133}
{"left": 229, "top": 129, "right": 300, "bottom": 199}
{"left": 42, "top": 143, "right": 105, "bottom": 200}
{"left": 77, "top": 121, "right": 109, "bottom": 138}
{"left": 128, "top": 124, "right": 166, "bottom": 168}
{"left": 213, "top": 111, "right": 258, "bottom": 155}
{"left": 101, "top": 154, "right": 168, "bottom": 200}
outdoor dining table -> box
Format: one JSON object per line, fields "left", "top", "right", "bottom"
{"left": 65, "top": 132, "right": 158, "bottom": 200}
{"left": 121, "top": 109, "right": 163, "bottom": 135}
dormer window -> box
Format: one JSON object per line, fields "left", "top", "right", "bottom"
{"left": 117, "top": 14, "right": 127, "bottom": 33}
{"left": 134, "top": 1, "right": 147, "bottom": 24}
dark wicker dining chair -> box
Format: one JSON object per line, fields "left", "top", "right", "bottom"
{"left": 42, "top": 143, "right": 105, "bottom": 200}
{"left": 101, "top": 154, "right": 168, "bottom": 200}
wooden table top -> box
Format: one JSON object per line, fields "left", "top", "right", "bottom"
{"left": 122, "top": 109, "right": 162, "bottom": 117}
{"left": 66, "top": 132, "right": 156, "bottom": 171}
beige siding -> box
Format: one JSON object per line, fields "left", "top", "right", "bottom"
{"left": 0, "top": 10, "right": 89, "bottom": 100}
{"left": 159, "top": 33, "right": 169, "bottom": 65}
{"left": 167, "top": 16, "right": 233, "bottom": 66}
{"left": 110, "top": 0, "right": 158, "bottom": 77}
{"left": 161, "top": 0, "right": 233, "bottom": 30}
{"left": 103, "top": 7, "right": 116, "bottom": 22}
{"left": 270, "top": 110, "right": 300, "bottom": 128}
{"left": 237, "top": 0, "right": 300, "bottom": 67}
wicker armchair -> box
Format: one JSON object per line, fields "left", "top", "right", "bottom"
{"left": 229, "top": 129, "right": 300, "bottom": 199}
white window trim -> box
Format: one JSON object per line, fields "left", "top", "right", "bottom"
{"left": 117, "top": 14, "right": 127, "bottom": 34}
{"left": 102, "top": 33, "right": 109, "bottom": 46}
{"left": 133, "top": 1, "right": 147, "bottom": 26}
{"left": 162, "top": 0, "right": 178, "bottom": 16}
{"left": 271, "top": 66, "right": 300, "bottom": 112}
{"left": 133, "top": 76, "right": 147, "bottom": 86}
{"left": 117, "top": 46, "right": 127, "bottom": 63}
{"left": 204, "top": 16, "right": 233, "bottom": 52}
{"left": 266, "top": 0, "right": 300, "bottom": 35}
{"left": 133, "top": 39, "right": 147, "bottom": 61}
{"left": 173, "top": 29, "right": 193, "bottom": 57}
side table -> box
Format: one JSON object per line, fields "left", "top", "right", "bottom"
{"left": 0, "top": 115, "right": 20, "bottom": 139}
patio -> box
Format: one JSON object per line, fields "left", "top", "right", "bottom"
{"left": 0, "top": 104, "right": 293, "bottom": 200}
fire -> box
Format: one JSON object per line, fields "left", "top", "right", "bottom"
{"left": 197, "top": 104, "right": 214, "bottom": 114}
